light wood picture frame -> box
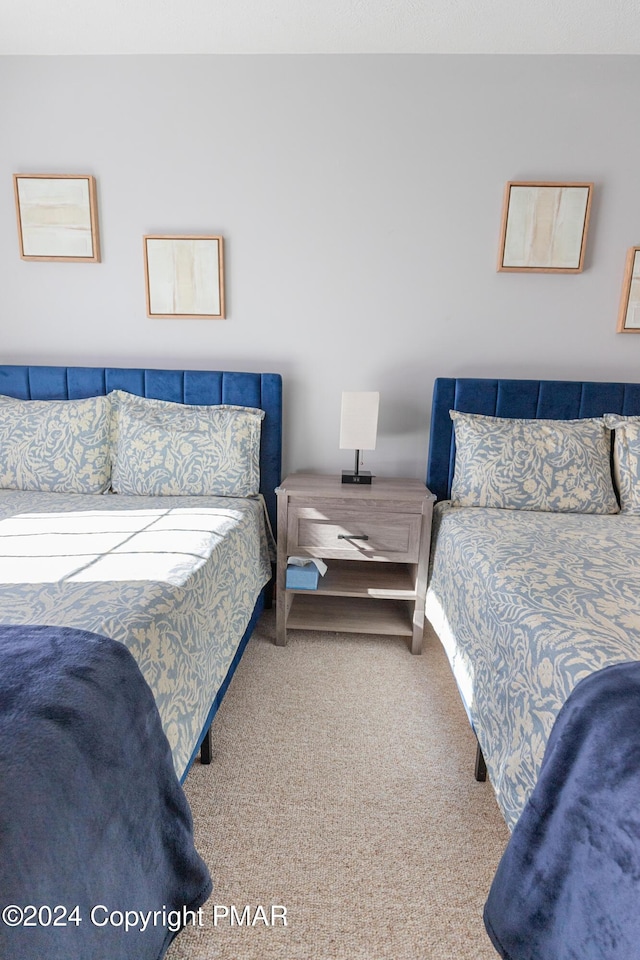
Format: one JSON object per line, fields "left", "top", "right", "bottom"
{"left": 617, "top": 247, "right": 640, "bottom": 334}
{"left": 497, "top": 181, "right": 593, "bottom": 274}
{"left": 143, "top": 235, "right": 225, "bottom": 319}
{"left": 13, "top": 174, "right": 100, "bottom": 262}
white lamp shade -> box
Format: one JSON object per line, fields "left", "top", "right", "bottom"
{"left": 339, "top": 392, "right": 379, "bottom": 450}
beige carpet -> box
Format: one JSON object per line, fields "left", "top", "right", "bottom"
{"left": 166, "top": 610, "right": 509, "bottom": 960}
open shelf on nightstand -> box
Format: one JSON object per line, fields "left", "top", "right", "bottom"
{"left": 286, "top": 593, "right": 414, "bottom": 636}
{"left": 288, "top": 560, "right": 417, "bottom": 600}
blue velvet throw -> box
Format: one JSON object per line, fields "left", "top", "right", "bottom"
{"left": 484, "top": 660, "right": 640, "bottom": 960}
{"left": 0, "top": 624, "right": 212, "bottom": 960}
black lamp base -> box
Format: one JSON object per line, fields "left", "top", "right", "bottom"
{"left": 341, "top": 470, "right": 373, "bottom": 485}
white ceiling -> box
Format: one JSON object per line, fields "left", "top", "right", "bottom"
{"left": 2, "top": 0, "right": 640, "bottom": 55}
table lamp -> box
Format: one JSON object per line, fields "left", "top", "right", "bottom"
{"left": 339, "top": 391, "right": 379, "bottom": 484}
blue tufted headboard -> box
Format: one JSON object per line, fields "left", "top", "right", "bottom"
{"left": 427, "top": 377, "right": 640, "bottom": 502}
{"left": 0, "top": 364, "right": 283, "bottom": 532}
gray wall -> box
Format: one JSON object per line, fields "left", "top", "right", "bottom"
{"left": 1, "top": 55, "right": 639, "bottom": 479}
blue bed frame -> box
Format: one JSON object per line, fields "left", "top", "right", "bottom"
{"left": 426, "top": 375, "right": 640, "bottom": 780}
{"left": 427, "top": 376, "right": 640, "bottom": 502}
{"left": 0, "top": 364, "right": 283, "bottom": 780}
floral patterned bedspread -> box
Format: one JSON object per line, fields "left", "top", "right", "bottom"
{"left": 0, "top": 489, "right": 272, "bottom": 779}
{"left": 426, "top": 501, "right": 640, "bottom": 831}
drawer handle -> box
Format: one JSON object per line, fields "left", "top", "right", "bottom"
{"left": 337, "top": 533, "right": 369, "bottom": 541}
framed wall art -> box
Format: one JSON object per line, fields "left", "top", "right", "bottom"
{"left": 143, "top": 235, "right": 225, "bottom": 319}
{"left": 617, "top": 247, "right": 640, "bottom": 334}
{"left": 497, "top": 181, "right": 593, "bottom": 274}
{"left": 13, "top": 174, "right": 100, "bottom": 262}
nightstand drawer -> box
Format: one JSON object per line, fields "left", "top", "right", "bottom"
{"left": 287, "top": 504, "right": 422, "bottom": 561}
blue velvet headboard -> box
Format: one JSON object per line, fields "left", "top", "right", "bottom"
{"left": 0, "top": 364, "right": 283, "bottom": 532}
{"left": 427, "top": 377, "right": 640, "bottom": 502}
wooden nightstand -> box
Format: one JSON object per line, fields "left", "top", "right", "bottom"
{"left": 275, "top": 474, "right": 435, "bottom": 654}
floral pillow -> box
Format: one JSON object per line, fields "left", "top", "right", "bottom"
{"left": 0, "top": 394, "right": 111, "bottom": 493}
{"left": 450, "top": 410, "right": 618, "bottom": 514}
{"left": 603, "top": 414, "right": 640, "bottom": 514}
{"left": 109, "top": 390, "right": 264, "bottom": 497}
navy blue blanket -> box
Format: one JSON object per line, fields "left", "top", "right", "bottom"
{"left": 484, "top": 660, "right": 640, "bottom": 960}
{"left": 0, "top": 624, "right": 212, "bottom": 960}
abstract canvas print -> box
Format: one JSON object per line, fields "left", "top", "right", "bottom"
{"left": 143, "top": 236, "right": 225, "bottom": 319}
{"left": 617, "top": 247, "right": 640, "bottom": 333}
{"left": 498, "top": 182, "right": 592, "bottom": 273}
{"left": 14, "top": 174, "right": 100, "bottom": 262}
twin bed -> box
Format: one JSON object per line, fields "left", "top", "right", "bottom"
{"left": 425, "top": 377, "right": 640, "bottom": 958}
{"left": 0, "top": 364, "right": 282, "bottom": 959}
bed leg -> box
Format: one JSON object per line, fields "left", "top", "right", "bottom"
{"left": 475, "top": 741, "right": 487, "bottom": 782}
{"left": 200, "top": 727, "right": 212, "bottom": 765}
{"left": 263, "top": 572, "right": 275, "bottom": 610}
